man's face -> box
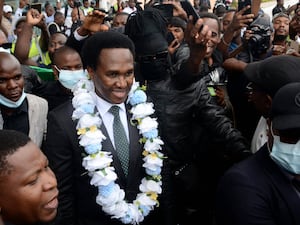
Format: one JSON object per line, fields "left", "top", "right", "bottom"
{"left": 68, "top": 0, "right": 75, "bottom": 7}
{"left": 0, "top": 142, "right": 58, "bottom": 225}
{"left": 273, "top": 16, "right": 290, "bottom": 37}
{"left": 48, "top": 33, "right": 67, "bottom": 60}
{"left": 88, "top": 48, "right": 134, "bottom": 104}
{"left": 4, "top": 12, "right": 12, "bottom": 20}
{"left": 52, "top": 51, "right": 83, "bottom": 80}
{"left": 222, "top": 11, "right": 234, "bottom": 33}
{"left": 0, "top": 54, "right": 24, "bottom": 102}
{"left": 168, "top": 26, "right": 184, "bottom": 43}
{"left": 112, "top": 14, "right": 128, "bottom": 27}
{"left": 202, "top": 17, "right": 221, "bottom": 58}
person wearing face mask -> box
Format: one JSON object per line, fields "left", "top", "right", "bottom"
{"left": 33, "top": 46, "right": 87, "bottom": 111}
{"left": 215, "top": 82, "right": 300, "bottom": 225}
{"left": 0, "top": 52, "right": 48, "bottom": 148}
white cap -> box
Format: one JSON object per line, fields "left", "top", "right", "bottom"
{"left": 3, "top": 5, "right": 13, "bottom": 13}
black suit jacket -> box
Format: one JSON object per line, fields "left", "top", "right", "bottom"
{"left": 43, "top": 100, "right": 174, "bottom": 225}
{"left": 215, "top": 144, "right": 300, "bottom": 225}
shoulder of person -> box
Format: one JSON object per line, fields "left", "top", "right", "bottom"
{"left": 27, "top": 93, "right": 48, "bottom": 106}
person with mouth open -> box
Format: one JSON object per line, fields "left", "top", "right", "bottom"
{"left": 0, "top": 129, "right": 59, "bottom": 225}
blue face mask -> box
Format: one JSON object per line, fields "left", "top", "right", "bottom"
{"left": 55, "top": 66, "right": 87, "bottom": 90}
{"left": 270, "top": 135, "right": 300, "bottom": 175}
{"left": 0, "top": 90, "right": 26, "bottom": 108}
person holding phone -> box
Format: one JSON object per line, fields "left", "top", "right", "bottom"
{"left": 167, "top": 16, "right": 189, "bottom": 72}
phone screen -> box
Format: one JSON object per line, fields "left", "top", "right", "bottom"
{"left": 31, "top": 3, "right": 42, "bottom": 13}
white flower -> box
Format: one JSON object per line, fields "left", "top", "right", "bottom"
{"left": 79, "top": 130, "right": 106, "bottom": 146}
{"left": 72, "top": 92, "right": 95, "bottom": 108}
{"left": 72, "top": 77, "right": 94, "bottom": 95}
{"left": 131, "top": 103, "right": 155, "bottom": 119}
{"left": 105, "top": 201, "right": 128, "bottom": 219}
{"left": 139, "top": 178, "right": 162, "bottom": 194}
{"left": 90, "top": 167, "right": 118, "bottom": 186}
{"left": 144, "top": 138, "right": 164, "bottom": 152}
{"left": 143, "top": 153, "right": 163, "bottom": 171}
{"left": 77, "top": 114, "right": 102, "bottom": 129}
{"left": 127, "top": 80, "right": 139, "bottom": 103}
{"left": 97, "top": 185, "right": 125, "bottom": 206}
{"left": 137, "top": 117, "right": 158, "bottom": 133}
{"left": 82, "top": 152, "right": 113, "bottom": 171}
{"left": 136, "top": 192, "right": 157, "bottom": 206}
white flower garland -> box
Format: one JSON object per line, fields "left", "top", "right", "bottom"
{"left": 71, "top": 78, "right": 164, "bottom": 224}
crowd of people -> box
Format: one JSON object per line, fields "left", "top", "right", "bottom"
{"left": 1, "top": 0, "right": 300, "bottom": 225}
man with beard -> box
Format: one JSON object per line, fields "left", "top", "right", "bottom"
{"left": 0, "top": 52, "right": 48, "bottom": 147}
{"left": 270, "top": 12, "right": 293, "bottom": 55}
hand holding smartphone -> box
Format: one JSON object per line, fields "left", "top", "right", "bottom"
{"left": 180, "top": 0, "right": 200, "bottom": 24}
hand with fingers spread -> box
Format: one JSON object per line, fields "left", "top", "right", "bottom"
{"left": 184, "top": 16, "right": 214, "bottom": 72}
{"left": 228, "top": 6, "right": 254, "bottom": 32}
{"left": 77, "top": 10, "right": 106, "bottom": 36}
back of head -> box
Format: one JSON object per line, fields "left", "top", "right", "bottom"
{"left": 244, "top": 55, "right": 300, "bottom": 97}
{"left": 81, "top": 31, "right": 135, "bottom": 70}
{"left": 0, "top": 130, "right": 30, "bottom": 176}
{"left": 125, "top": 7, "right": 168, "bottom": 55}
{"left": 271, "top": 82, "right": 300, "bottom": 132}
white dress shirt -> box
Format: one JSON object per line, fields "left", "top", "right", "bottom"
{"left": 93, "top": 92, "right": 129, "bottom": 148}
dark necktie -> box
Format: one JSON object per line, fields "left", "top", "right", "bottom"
{"left": 109, "top": 106, "right": 129, "bottom": 176}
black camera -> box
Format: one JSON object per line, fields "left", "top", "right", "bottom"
{"left": 244, "top": 25, "right": 271, "bottom": 57}
{"left": 74, "top": 0, "right": 82, "bottom": 8}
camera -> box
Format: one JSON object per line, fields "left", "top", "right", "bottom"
{"left": 74, "top": 0, "right": 82, "bottom": 8}
{"left": 244, "top": 24, "right": 271, "bottom": 57}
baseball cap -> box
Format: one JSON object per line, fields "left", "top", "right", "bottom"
{"left": 271, "top": 82, "right": 300, "bottom": 130}
{"left": 244, "top": 55, "right": 300, "bottom": 97}
{"left": 3, "top": 5, "right": 13, "bottom": 13}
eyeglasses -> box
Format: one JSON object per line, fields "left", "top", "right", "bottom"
{"left": 137, "top": 51, "right": 168, "bottom": 62}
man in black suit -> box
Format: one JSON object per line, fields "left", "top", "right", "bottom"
{"left": 43, "top": 31, "right": 174, "bottom": 225}
{"left": 215, "top": 82, "right": 300, "bottom": 225}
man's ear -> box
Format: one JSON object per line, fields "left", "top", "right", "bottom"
{"left": 51, "top": 65, "right": 59, "bottom": 80}
{"left": 87, "top": 67, "right": 94, "bottom": 79}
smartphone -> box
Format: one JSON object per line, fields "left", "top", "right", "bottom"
{"left": 238, "top": 0, "right": 251, "bottom": 15}
{"left": 180, "top": 0, "right": 200, "bottom": 24}
{"left": 31, "top": 3, "right": 42, "bottom": 13}
{"left": 153, "top": 4, "right": 174, "bottom": 20}
{"left": 166, "top": 31, "right": 175, "bottom": 45}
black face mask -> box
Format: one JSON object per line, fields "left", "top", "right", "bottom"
{"left": 137, "top": 51, "right": 171, "bottom": 81}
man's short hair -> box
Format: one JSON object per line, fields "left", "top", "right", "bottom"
{"left": 0, "top": 130, "right": 31, "bottom": 176}
{"left": 81, "top": 31, "right": 135, "bottom": 70}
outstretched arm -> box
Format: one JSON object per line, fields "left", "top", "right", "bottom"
{"left": 14, "top": 9, "right": 43, "bottom": 66}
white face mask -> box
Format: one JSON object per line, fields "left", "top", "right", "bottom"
{"left": 0, "top": 47, "right": 10, "bottom": 53}
{"left": 270, "top": 135, "right": 300, "bottom": 175}
{"left": 54, "top": 66, "right": 87, "bottom": 90}
{"left": 0, "top": 90, "right": 26, "bottom": 108}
